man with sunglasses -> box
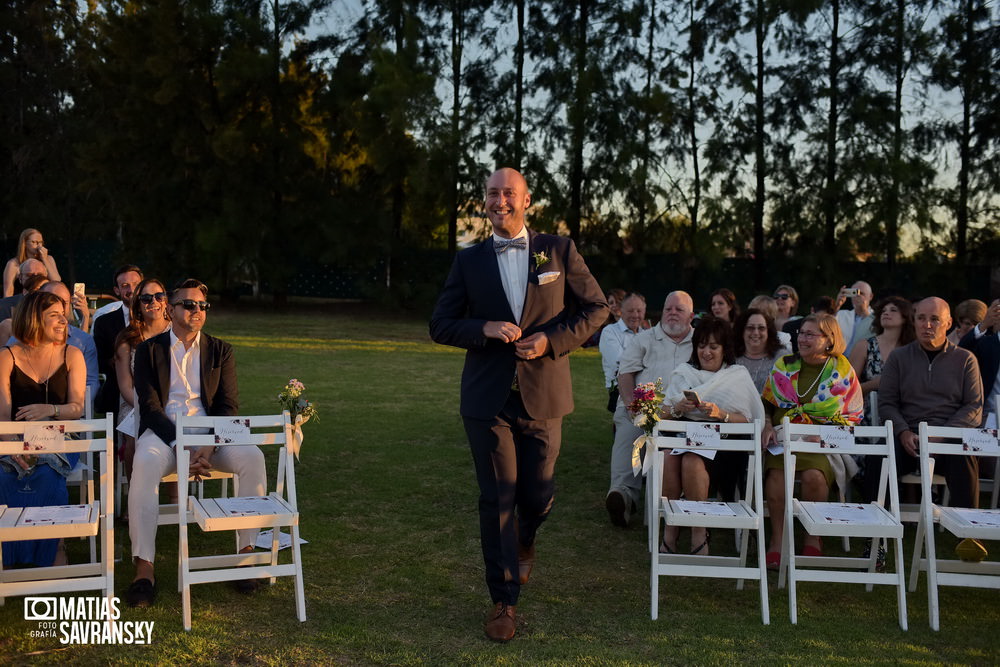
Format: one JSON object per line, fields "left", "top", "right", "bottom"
{"left": 126, "top": 279, "right": 266, "bottom": 608}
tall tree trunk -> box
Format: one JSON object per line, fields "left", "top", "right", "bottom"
{"left": 513, "top": 0, "right": 525, "bottom": 170}
{"left": 271, "top": 0, "right": 285, "bottom": 305}
{"left": 887, "top": 0, "right": 903, "bottom": 270}
{"left": 955, "top": 0, "right": 972, "bottom": 264}
{"left": 686, "top": 0, "right": 700, "bottom": 255}
{"left": 566, "top": 0, "right": 588, "bottom": 243}
{"left": 636, "top": 0, "right": 656, "bottom": 247}
{"left": 448, "top": 0, "right": 464, "bottom": 255}
{"left": 753, "top": 0, "right": 766, "bottom": 288}
{"left": 822, "top": 0, "right": 840, "bottom": 254}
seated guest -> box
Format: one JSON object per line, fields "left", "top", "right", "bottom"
{"left": 959, "top": 298, "right": 999, "bottom": 423}
{"left": 607, "top": 291, "right": 694, "bottom": 527}
{"left": 848, "top": 296, "right": 914, "bottom": 423}
{"left": 660, "top": 318, "right": 764, "bottom": 554}
{"left": 748, "top": 295, "right": 792, "bottom": 354}
{"left": 38, "top": 282, "right": 99, "bottom": 400}
{"left": 880, "top": 297, "right": 984, "bottom": 560}
{"left": 0, "top": 259, "right": 48, "bottom": 322}
{"left": 783, "top": 296, "right": 835, "bottom": 353}
{"left": 92, "top": 265, "right": 143, "bottom": 419}
{"left": 114, "top": 278, "right": 172, "bottom": 485}
{"left": 599, "top": 292, "right": 646, "bottom": 413}
{"left": 773, "top": 284, "right": 800, "bottom": 331}
{"left": 0, "top": 290, "right": 86, "bottom": 567}
{"left": 949, "top": 299, "right": 987, "bottom": 346}
{"left": 3, "top": 228, "right": 60, "bottom": 298}
{"left": 0, "top": 274, "right": 51, "bottom": 343}
{"left": 127, "top": 279, "right": 266, "bottom": 607}
{"left": 584, "top": 288, "right": 626, "bottom": 348}
{"left": 709, "top": 288, "right": 740, "bottom": 324}
{"left": 761, "top": 313, "right": 863, "bottom": 568}
{"left": 833, "top": 281, "right": 875, "bottom": 352}
{"left": 734, "top": 308, "right": 783, "bottom": 392}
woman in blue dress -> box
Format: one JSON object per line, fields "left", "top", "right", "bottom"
{"left": 0, "top": 289, "right": 86, "bottom": 567}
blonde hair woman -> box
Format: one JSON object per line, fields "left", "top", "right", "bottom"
{"left": 3, "top": 228, "right": 62, "bottom": 297}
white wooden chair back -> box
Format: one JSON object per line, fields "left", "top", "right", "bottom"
{"left": 910, "top": 421, "right": 1000, "bottom": 630}
{"left": 649, "top": 419, "right": 769, "bottom": 624}
{"left": 778, "top": 418, "right": 908, "bottom": 630}
{"left": 174, "top": 412, "right": 304, "bottom": 631}
{"left": 0, "top": 415, "right": 115, "bottom": 605}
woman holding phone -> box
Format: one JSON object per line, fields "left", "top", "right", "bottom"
{"left": 659, "top": 318, "right": 764, "bottom": 555}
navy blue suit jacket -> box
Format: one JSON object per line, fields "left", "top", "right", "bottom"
{"left": 133, "top": 331, "right": 239, "bottom": 445}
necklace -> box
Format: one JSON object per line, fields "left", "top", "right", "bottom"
{"left": 22, "top": 344, "right": 56, "bottom": 404}
{"left": 796, "top": 357, "right": 830, "bottom": 399}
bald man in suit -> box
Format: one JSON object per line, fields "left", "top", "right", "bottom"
{"left": 430, "top": 168, "right": 608, "bottom": 641}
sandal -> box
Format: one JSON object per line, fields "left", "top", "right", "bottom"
{"left": 765, "top": 551, "right": 780, "bottom": 570}
{"left": 802, "top": 537, "right": 823, "bottom": 557}
{"left": 689, "top": 529, "right": 711, "bottom": 556}
{"left": 659, "top": 539, "right": 676, "bottom": 555}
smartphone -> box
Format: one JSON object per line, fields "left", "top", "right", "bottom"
{"left": 683, "top": 390, "right": 701, "bottom": 405}
{"left": 73, "top": 282, "right": 86, "bottom": 297}
{"left": 843, "top": 288, "right": 860, "bottom": 297}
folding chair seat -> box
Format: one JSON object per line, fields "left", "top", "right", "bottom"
{"left": 649, "top": 419, "right": 769, "bottom": 624}
{"left": 908, "top": 421, "right": 1000, "bottom": 631}
{"left": 176, "top": 412, "right": 304, "bottom": 631}
{"left": 777, "top": 418, "right": 907, "bottom": 629}
{"left": 0, "top": 415, "right": 115, "bottom": 605}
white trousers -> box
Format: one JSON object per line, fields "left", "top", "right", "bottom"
{"left": 128, "top": 429, "right": 267, "bottom": 563}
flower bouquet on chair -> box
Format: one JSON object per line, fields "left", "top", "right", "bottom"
{"left": 277, "top": 378, "right": 319, "bottom": 459}
{"left": 628, "top": 378, "right": 665, "bottom": 476}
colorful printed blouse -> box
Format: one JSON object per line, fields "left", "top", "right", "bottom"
{"left": 761, "top": 353, "right": 863, "bottom": 426}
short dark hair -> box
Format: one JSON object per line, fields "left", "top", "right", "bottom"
{"left": 113, "top": 264, "right": 143, "bottom": 285}
{"left": 811, "top": 296, "right": 835, "bottom": 315}
{"left": 172, "top": 278, "right": 208, "bottom": 300}
{"left": 733, "top": 308, "right": 782, "bottom": 357}
{"left": 689, "top": 317, "right": 736, "bottom": 369}
{"left": 21, "top": 274, "right": 50, "bottom": 293}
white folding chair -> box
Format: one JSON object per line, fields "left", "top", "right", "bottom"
{"left": 777, "top": 418, "right": 907, "bottom": 629}
{"left": 908, "top": 421, "right": 1000, "bottom": 630}
{"left": 66, "top": 386, "right": 97, "bottom": 562}
{"left": 0, "top": 415, "right": 115, "bottom": 606}
{"left": 176, "top": 412, "right": 304, "bottom": 631}
{"left": 649, "top": 419, "right": 769, "bottom": 624}
{"left": 871, "top": 391, "right": 950, "bottom": 522}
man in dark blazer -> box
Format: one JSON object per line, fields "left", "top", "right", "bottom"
{"left": 430, "top": 168, "right": 608, "bottom": 642}
{"left": 125, "top": 278, "right": 266, "bottom": 608}
{"left": 960, "top": 298, "right": 1000, "bottom": 420}
{"left": 91, "top": 264, "right": 143, "bottom": 415}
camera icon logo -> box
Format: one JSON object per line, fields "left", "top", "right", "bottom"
{"left": 24, "top": 597, "right": 58, "bottom": 621}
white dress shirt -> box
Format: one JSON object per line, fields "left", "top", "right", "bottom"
{"left": 493, "top": 227, "right": 529, "bottom": 324}
{"left": 599, "top": 319, "right": 638, "bottom": 388}
{"left": 165, "top": 330, "right": 206, "bottom": 426}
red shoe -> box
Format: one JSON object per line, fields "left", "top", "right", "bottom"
{"left": 765, "top": 551, "right": 780, "bottom": 570}
{"left": 802, "top": 538, "right": 823, "bottom": 557}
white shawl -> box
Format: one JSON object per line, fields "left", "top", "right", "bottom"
{"left": 665, "top": 363, "right": 766, "bottom": 424}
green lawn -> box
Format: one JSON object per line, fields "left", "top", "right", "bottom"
{"left": 1, "top": 309, "right": 999, "bottom": 665}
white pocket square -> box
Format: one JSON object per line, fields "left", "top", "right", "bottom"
{"left": 538, "top": 271, "right": 560, "bottom": 285}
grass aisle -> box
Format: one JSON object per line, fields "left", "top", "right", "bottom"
{"left": 1, "top": 309, "right": 998, "bottom": 665}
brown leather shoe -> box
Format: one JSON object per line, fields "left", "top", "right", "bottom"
{"left": 484, "top": 602, "right": 517, "bottom": 642}
{"left": 518, "top": 543, "right": 535, "bottom": 585}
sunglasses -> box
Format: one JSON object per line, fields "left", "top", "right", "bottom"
{"left": 172, "top": 300, "right": 211, "bottom": 312}
{"left": 137, "top": 292, "right": 167, "bottom": 304}
{"left": 773, "top": 293, "right": 791, "bottom": 300}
